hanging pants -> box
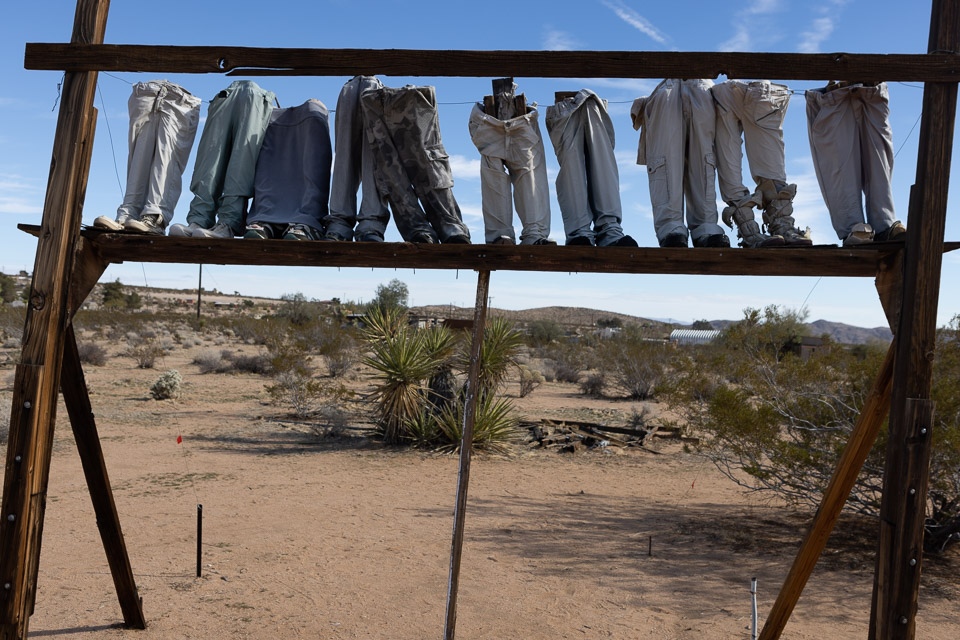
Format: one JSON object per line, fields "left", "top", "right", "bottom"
{"left": 360, "top": 84, "right": 470, "bottom": 242}
{"left": 805, "top": 82, "right": 897, "bottom": 240}
{"left": 187, "top": 80, "right": 275, "bottom": 234}
{"left": 325, "top": 76, "right": 391, "bottom": 241}
{"left": 247, "top": 100, "right": 332, "bottom": 232}
{"left": 116, "top": 81, "right": 201, "bottom": 227}
{"left": 631, "top": 79, "right": 724, "bottom": 244}
{"left": 545, "top": 89, "right": 625, "bottom": 245}
{"left": 468, "top": 103, "right": 551, "bottom": 244}
{"left": 711, "top": 80, "right": 790, "bottom": 204}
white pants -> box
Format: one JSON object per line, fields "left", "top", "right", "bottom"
{"left": 806, "top": 82, "right": 897, "bottom": 239}
{"left": 117, "top": 81, "right": 200, "bottom": 226}
{"left": 711, "top": 80, "right": 790, "bottom": 204}
{"left": 631, "top": 79, "right": 724, "bottom": 243}
{"left": 468, "top": 103, "right": 551, "bottom": 243}
{"left": 545, "top": 90, "right": 625, "bottom": 245}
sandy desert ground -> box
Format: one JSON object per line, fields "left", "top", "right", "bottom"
{"left": 0, "top": 330, "right": 957, "bottom": 639}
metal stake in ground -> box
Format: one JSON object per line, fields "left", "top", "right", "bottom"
{"left": 196, "top": 504, "right": 202, "bottom": 578}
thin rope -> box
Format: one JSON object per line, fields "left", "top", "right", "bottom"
{"left": 895, "top": 112, "right": 923, "bottom": 158}
{"left": 102, "top": 71, "right": 133, "bottom": 85}
{"left": 97, "top": 83, "right": 125, "bottom": 199}
{"left": 799, "top": 276, "right": 822, "bottom": 316}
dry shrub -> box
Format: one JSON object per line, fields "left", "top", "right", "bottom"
{"left": 127, "top": 339, "right": 165, "bottom": 369}
{"left": 519, "top": 365, "right": 544, "bottom": 398}
{"left": 77, "top": 342, "right": 108, "bottom": 366}
{"left": 579, "top": 372, "right": 606, "bottom": 397}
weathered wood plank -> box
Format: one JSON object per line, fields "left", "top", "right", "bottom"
{"left": 24, "top": 44, "right": 960, "bottom": 81}
{"left": 444, "top": 270, "right": 491, "bottom": 640}
{"left": 60, "top": 326, "right": 146, "bottom": 628}
{"left": 871, "top": 1, "right": 960, "bottom": 638}
{"left": 15, "top": 226, "right": 899, "bottom": 277}
{"left": 0, "top": 1, "right": 109, "bottom": 638}
{"left": 759, "top": 342, "right": 895, "bottom": 640}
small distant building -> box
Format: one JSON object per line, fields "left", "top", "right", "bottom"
{"left": 669, "top": 329, "right": 721, "bottom": 346}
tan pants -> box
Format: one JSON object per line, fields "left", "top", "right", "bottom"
{"left": 711, "top": 80, "right": 789, "bottom": 204}
{"left": 631, "top": 79, "right": 723, "bottom": 244}
{"left": 805, "top": 82, "right": 897, "bottom": 239}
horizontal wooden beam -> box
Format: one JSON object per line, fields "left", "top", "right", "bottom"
{"left": 24, "top": 44, "right": 960, "bottom": 81}
{"left": 17, "top": 225, "right": 909, "bottom": 277}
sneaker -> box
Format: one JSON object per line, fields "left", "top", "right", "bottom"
{"left": 356, "top": 233, "right": 384, "bottom": 242}
{"left": 192, "top": 223, "right": 235, "bottom": 239}
{"left": 611, "top": 235, "right": 639, "bottom": 247}
{"left": 692, "top": 233, "right": 730, "bottom": 248}
{"left": 409, "top": 231, "right": 436, "bottom": 244}
{"left": 93, "top": 214, "right": 129, "bottom": 231}
{"left": 124, "top": 214, "right": 164, "bottom": 235}
{"left": 283, "top": 224, "right": 323, "bottom": 241}
{"left": 566, "top": 236, "right": 593, "bottom": 246}
{"left": 243, "top": 222, "right": 285, "bottom": 239}
{"left": 491, "top": 236, "right": 514, "bottom": 245}
{"left": 443, "top": 234, "right": 471, "bottom": 244}
{"left": 874, "top": 221, "right": 906, "bottom": 242}
{"left": 531, "top": 238, "right": 557, "bottom": 246}
{"left": 843, "top": 223, "right": 875, "bottom": 247}
{"left": 320, "top": 231, "right": 348, "bottom": 242}
{"left": 659, "top": 232, "right": 688, "bottom": 248}
{"left": 168, "top": 222, "right": 205, "bottom": 237}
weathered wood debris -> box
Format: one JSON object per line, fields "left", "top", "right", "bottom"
{"left": 521, "top": 418, "right": 698, "bottom": 454}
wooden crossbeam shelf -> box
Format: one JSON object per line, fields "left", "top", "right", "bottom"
{"left": 24, "top": 44, "right": 960, "bottom": 80}
{"left": 21, "top": 225, "right": 952, "bottom": 277}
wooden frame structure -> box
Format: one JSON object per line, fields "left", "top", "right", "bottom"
{"left": 2, "top": 0, "right": 958, "bottom": 638}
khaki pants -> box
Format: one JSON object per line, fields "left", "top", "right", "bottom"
{"left": 631, "top": 79, "right": 724, "bottom": 244}
{"left": 360, "top": 85, "right": 470, "bottom": 242}
{"left": 325, "top": 76, "right": 390, "bottom": 241}
{"left": 805, "top": 82, "right": 897, "bottom": 239}
{"left": 117, "top": 81, "right": 200, "bottom": 228}
{"left": 468, "top": 103, "right": 551, "bottom": 244}
{"left": 545, "top": 89, "right": 625, "bottom": 245}
{"left": 187, "top": 80, "right": 275, "bottom": 234}
{"left": 711, "top": 80, "right": 789, "bottom": 204}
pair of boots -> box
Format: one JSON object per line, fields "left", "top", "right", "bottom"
{"left": 721, "top": 180, "right": 812, "bottom": 248}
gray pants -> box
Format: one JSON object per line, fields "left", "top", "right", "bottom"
{"left": 711, "top": 80, "right": 790, "bottom": 204}
{"left": 117, "top": 81, "right": 200, "bottom": 227}
{"left": 325, "top": 76, "right": 390, "bottom": 241}
{"left": 360, "top": 84, "right": 470, "bottom": 243}
{"left": 806, "top": 82, "right": 897, "bottom": 239}
{"left": 631, "top": 79, "right": 724, "bottom": 244}
{"left": 187, "top": 80, "right": 275, "bottom": 234}
{"left": 468, "top": 103, "right": 551, "bottom": 244}
{"left": 545, "top": 90, "right": 625, "bottom": 245}
{"left": 247, "top": 100, "right": 332, "bottom": 231}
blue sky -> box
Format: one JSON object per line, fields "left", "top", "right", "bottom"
{"left": 1, "top": 0, "right": 957, "bottom": 328}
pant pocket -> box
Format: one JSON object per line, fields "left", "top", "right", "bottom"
{"left": 425, "top": 145, "right": 454, "bottom": 189}
{"left": 704, "top": 153, "right": 717, "bottom": 204}
{"left": 647, "top": 156, "right": 669, "bottom": 208}
{"left": 751, "top": 88, "right": 789, "bottom": 130}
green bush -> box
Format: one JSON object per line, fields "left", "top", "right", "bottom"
{"left": 150, "top": 370, "right": 182, "bottom": 400}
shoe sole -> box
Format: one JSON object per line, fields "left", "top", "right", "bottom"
{"left": 93, "top": 217, "right": 125, "bottom": 231}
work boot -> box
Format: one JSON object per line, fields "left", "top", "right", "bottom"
{"left": 874, "top": 220, "right": 906, "bottom": 242}
{"left": 758, "top": 181, "right": 812, "bottom": 247}
{"left": 843, "top": 222, "right": 875, "bottom": 246}
{"left": 721, "top": 193, "right": 783, "bottom": 248}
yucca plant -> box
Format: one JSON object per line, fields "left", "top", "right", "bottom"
{"left": 436, "top": 394, "right": 520, "bottom": 454}
{"left": 363, "top": 328, "right": 439, "bottom": 444}
{"left": 422, "top": 324, "right": 460, "bottom": 416}
{"left": 402, "top": 407, "right": 440, "bottom": 448}
{"left": 458, "top": 316, "right": 524, "bottom": 399}
{"left": 362, "top": 304, "right": 408, "bottom": 343}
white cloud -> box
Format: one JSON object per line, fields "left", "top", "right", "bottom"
{"left": 600, "top": 0, "right": 669, "bottom": 45}
{"left": 718, "top": 0, "right": 783, "bottom": 52}
{"left": 798, "top": 17, "right": 836, "bottom": 53}
{"left": 0, "top": 175, "right": 42, "bottom": 216}
{"left": 542, "top": 28, "right": 580, "bottom": 51}
{"left": 448, "top": 154, "right": 480, "bottom": 181}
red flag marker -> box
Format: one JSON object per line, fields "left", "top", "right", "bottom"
{"left": 177, "top": 435, "right": 182, "bottom": 444}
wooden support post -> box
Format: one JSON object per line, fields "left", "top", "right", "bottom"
{"left": 759, "top": 341, "right": 895, "bottom": 640}
{"left": 443, "top": 270, "right": 491, "bottom": 640}
{"left": 871, "top": 1, "right": 960, "bottom": 638}
{"left": 0, "top": 1, "right": 109, "bottom": 638}
{"left": 60, "top": 326, "right": 146, "bottom": 628}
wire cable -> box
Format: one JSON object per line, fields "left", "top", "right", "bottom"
{"left": 96, "top": 83, "right": 125, "bottom": 199}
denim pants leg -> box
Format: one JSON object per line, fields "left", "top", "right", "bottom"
{"left": 679, "top": 79, "right": 723, "bottom": 243}
{"left": 546, "top": 89, "right": 624, "bottom": 245}
{"left": 118, "top": 81, "right": 200, "bottom": 227}
{"left": 187, "top": 80, "right": 275, "bottom": 233}
{"left": 468, "top": 103, "right": 551, "bottom": 243}
{"left": 326, "top": 76, "right": 389, "bottom": 240}
{"left": 806, "top": 84, "right": 896, "bottom": 239}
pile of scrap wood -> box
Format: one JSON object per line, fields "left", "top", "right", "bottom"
{"left": 522, "top": 418, "right": 697, "bottom": 454}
